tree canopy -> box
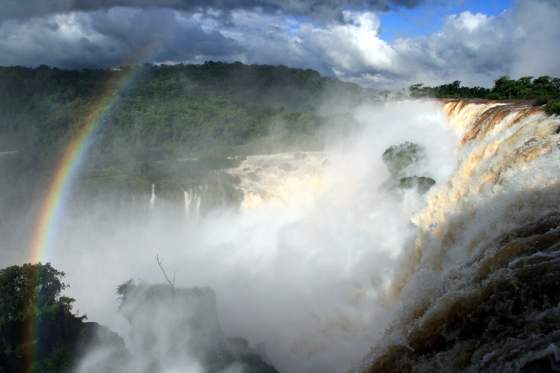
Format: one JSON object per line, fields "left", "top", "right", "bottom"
{"left": 409, "top": 76, "right": 560, "bottom": 115}
{"left": 0, "top": 263, "right": 84, "bottom": 372}
{"left": 0, "top": 62, "right": 364, "bottom": 170}
{"left": 0, "top": 62, "right": 367, "bottom": 233}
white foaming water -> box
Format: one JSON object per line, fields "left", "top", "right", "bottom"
{"left": 362, "top": 101, "right": 560, "bottom": 371}
{"left": 50, "top": 100, "right": 460, "bottom": 372}
{"left": 412, "top": 101, "right": 560, "bottom": 253}
{"left": 226, "top": 152, "right": 329, "bottom": 211}
{"left": 183, "top": 188, "right": 201, "bottom": 219}
{"left": 149, "top": 183, "right": 156, "bottom": 209}
{"left": 50, "top": 98, "right": 560, "bottom": 371}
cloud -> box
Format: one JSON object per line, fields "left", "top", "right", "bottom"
{"left": 0, "top": 0, "right": 558, "bottom": 87}
{"left": 221, "top": 0, "right": 560, "bottom": 88}
{"left": 389, "top": 9, "right": 518, "bottom": 86}
{"left": 0, "top": 8, "right": 242, "bottom": 68}
{"left": 1, "top": 0, "right": 425, "bottom": 22}
{"left": 383, "top": 0, "right": 560, "bottom": 87}
{"left": 195, "top": 9, "right": 403, "bottom": 85}
{"left": 509, "top": 0, "right": 560, "bottom": 80}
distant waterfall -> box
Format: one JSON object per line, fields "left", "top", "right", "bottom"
{"left": 226, "top": 152, "right": 329, "bottom": 211}
{"left": 183, "top": 188, "right": 201, "bottom": 219}
{"left": 149, "top": 183, "right": 156, "bottom": 209}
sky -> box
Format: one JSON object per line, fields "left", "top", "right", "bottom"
{"left": 379, "top": 0, "right": 514, "bottom": 41}
{"left": 0, "top": 0, "right": 558, "bottom": 88}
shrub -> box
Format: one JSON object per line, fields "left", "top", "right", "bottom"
{"left": 534, "top": 97, "right": 549, "bottom": 106}
{"left": 545, "top": 100, "right": 560, "bottom": 116}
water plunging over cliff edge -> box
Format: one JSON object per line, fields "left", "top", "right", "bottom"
{"left": 362, "top": 100, "right": 560, "bottom": 372}
{"left": 46, "top": 99, "right": 559, "bottom": 373}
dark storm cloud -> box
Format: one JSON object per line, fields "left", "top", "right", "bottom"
{"left": 0, "top": 8, "right": 242, "bottom": 68}
{"left": 1, "top": 0, "right": 425, "bottom": 22}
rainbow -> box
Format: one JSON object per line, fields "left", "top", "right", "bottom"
{"left": 28, "top": 65, "right": 142, "bottom": 264}
{"left": 24, "top": 66, "right": 141, "bottom": 372}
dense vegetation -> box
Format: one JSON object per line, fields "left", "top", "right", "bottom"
{"left": 0, "top": 263, "right": 123, "bottom": 373}
{"left": 0, "top": 62, "right": 365, "bottom": 171}
{"left": 0, "top": 263, "right": 72, "bottom": 372}
{"left": 409, "top": 76, "right": 560, "bottom": 115}
{"left": 0, "top": 62, "right": 369, "bottom": 233}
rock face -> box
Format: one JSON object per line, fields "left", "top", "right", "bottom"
{"left": 364, "top": 214, "right": 560, "bottom": 373}
{"left": 382, "top": 142, "right": 425, "bottom": 178}
{"left": 111, "top": 282, "right": 279, "bottom": 373}
{"left": 76, "top": 322, "right": 129, "bottom": 365}
{"left": 0, "top": 312, "right": 126, "bottom": 373}
{"left": 398, "top": 176, "right": 435, "bottom": 194}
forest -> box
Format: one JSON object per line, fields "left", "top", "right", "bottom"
{"left": 0, "top": 62, "right": 366, "bottom": 171}
{"left": 0, "top": 62, "right": 369, "bottom": 226}
{"left": 409, "top": 76, "right": 560, "bottom": 115}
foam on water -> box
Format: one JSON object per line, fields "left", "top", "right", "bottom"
{"left": 364, "top": 100, "right": 560, "bottom": 372}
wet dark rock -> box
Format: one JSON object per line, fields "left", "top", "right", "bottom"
{"left": 116, "top": 282, "right": 279, "bottom": 373}
{"left": 380, "top": 142, "right": 435, "bottom": 195}
{"left": 382, "top": 142, "right": 425, "bottom": 178}
{"left": 399, "top": 176, "right": 435, "bottom": 194}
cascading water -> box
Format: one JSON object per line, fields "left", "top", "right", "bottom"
{"left": 183, "top": 188, "right": 202, "bottom": 219}
{"left": 363, "top": 100, "right": 560, "bottom": 372}
{"left": 149, "top": 183, "right": 156, "bottom": 209}
{"left": 225, "top": 152, "right": 329, "bottom": 211}
{"left": 67, "top": 100, "right": 457, "bottom": 373}
{"left": 43, "top": 99, "right": 560, "bottom": 373}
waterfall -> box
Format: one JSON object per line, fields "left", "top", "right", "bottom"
{"left": 50, "top": 99, "right": 560, "bottom": 373}
{"left": 226, "top": 152, "right": 329, "bottom": 211}
{"left": 364, "top": 100, "right": 560, "bottom": 372}
{"left": 149, "top": 183, "right": 156, "bottom": 209}
{"left": 183, "top": 188, "right": 201, "bottom": 219}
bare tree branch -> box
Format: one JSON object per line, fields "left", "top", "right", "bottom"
{"left": 156, "top": 254, "right": 175, "bottom": 290}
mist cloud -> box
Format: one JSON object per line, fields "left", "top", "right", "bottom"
{"left": 8, "top": 100, "right": 457, "bottom": 373}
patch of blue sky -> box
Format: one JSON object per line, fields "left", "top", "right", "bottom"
{"left": 285, "top": 15, "right": 308, "bottom": 34}
{"left": 379, "top": 0, "right": 514, "bottom": 41}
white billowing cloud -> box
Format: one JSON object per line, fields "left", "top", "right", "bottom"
{"left": 214, "top": 9, "right": 400, "bottom": 83}
{"left": 210, "top": 0, "right": 560, "bottom": 87}
{"left": 510, "top": 0, "right": 560, "bottom": 79}
{"left": 0, "top": 0, "right": 558, "bottom": 87}
{"left": 300, "top": 12, "right": 396, "bottom": 75}
{"left": 390, "top": 10, "right": 518, "bottom": 86}
{"left": 388, "top": 0, "right": 560, "bottom": 87}
{"left": 449, "top": 11, "right": 490, "bottom": 32}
